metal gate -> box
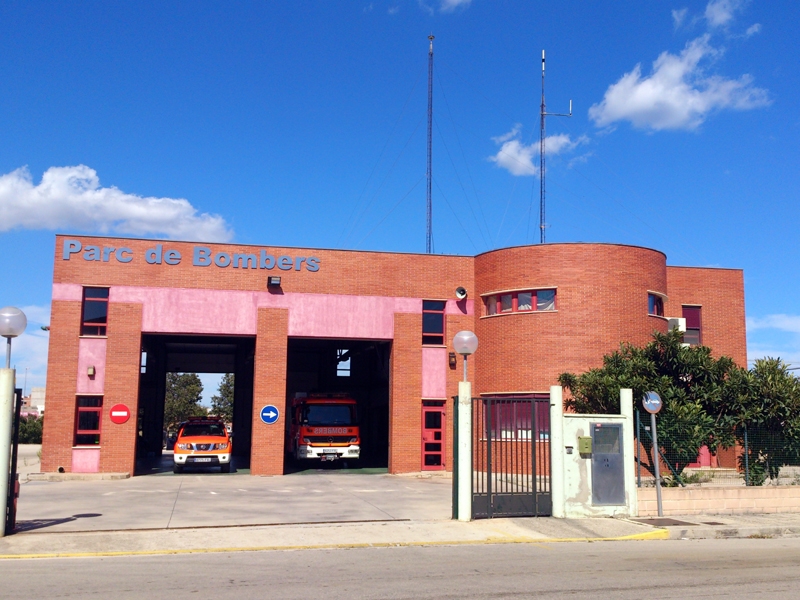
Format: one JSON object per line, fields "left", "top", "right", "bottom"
{"left": 472, "top": 396, "right": 551, "bottom": 519}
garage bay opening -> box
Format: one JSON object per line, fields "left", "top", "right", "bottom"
{"left": 285, "top": 338, "right": 391, "bottom": 473}
{"left": 135, "top": 334, "right": 255, "bottom": 475}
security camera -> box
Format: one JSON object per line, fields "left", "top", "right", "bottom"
{"left": 455, "top": 287, "right": 468, "bottom": 300}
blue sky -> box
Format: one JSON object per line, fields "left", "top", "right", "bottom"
{"left": 1, "top": 0, "right": 799, "bottom": 397}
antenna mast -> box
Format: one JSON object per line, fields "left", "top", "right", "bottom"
{"left": 539, "top": 50, "right": 572, "bottom": 244}
{"left": 426, "top": 34, "right": 434, "bottom": 254}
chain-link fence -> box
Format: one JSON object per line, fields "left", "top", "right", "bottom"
{"left": 634, "top": 410, "right": 800, "bottom": 487}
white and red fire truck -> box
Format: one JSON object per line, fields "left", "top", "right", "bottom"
{"left": 286, "top": 393, "right": 360, "bottom": 462}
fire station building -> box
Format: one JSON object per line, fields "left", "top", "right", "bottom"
{"left": 41, "top": 234, "right": 747, "bottom": 476}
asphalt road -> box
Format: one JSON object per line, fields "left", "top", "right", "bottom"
{"left": 2, "top": 538, "right": 799, "bottom": 599}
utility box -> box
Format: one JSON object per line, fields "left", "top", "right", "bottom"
{"left": 591, "top": 423, "right": 625, "bottom": 505}
{"left": 578, "top": 436, "right": 592, "bottom": 455}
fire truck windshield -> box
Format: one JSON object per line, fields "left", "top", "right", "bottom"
{"left": 303, "top": 405, "right": 355, "bottom": 426}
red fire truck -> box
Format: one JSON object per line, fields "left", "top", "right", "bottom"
{"left": 286, "top": 393, "right": 360, "bottom": 462}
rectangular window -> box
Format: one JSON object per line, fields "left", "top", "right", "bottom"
{"left": 484, "top": 289, "right": 556, "bottom": 316}
{"left": 81, "top": 287, "right": 109, "bottom": 336}
{"left": 422, "top": 300, "right": 446, "bottom": 345}
{"left": 336, "top": 348, "right": 351, "bottom": 377}
{"left": 683, "top": 306, "right": 702, "bottom": 345}
{"left": 484, "top": 398, "right": 550, "bottom": 441}
{"left": 648, "top": 293, "right": 664, "bottom": 317}
{"left": 75, "top": 396, "right": 102, "bottom": 446}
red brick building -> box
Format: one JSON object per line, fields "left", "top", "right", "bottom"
{"left": 42, "top": 235, "right": 746, "bottom": 476}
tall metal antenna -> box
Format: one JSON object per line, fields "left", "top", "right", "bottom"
{"left": 426, "top": 34, "right": 434, "bottom": 254}
{"left": 539, "top": 50, "right": 572, "bottom": 244}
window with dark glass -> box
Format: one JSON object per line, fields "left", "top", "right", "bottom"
{"left": 81, "top": 287, "right": 109, "bottom": 336}
{"left": 75, "top": 396, "right": 103, "bottom": 445}
{"left": 648, "top": 293, "right": 664, "bottom": 317}
{"left": 483, "top": 290, "right": 556, "bottom": 315}
{"left": 683, "top": 305, "right": 702, "bottom": 345}
{"left": 422, "top": 300, "right": 446, "bottom": 345}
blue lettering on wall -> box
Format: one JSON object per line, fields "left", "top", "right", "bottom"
{"left": 233, "top": 253, "right": 257, "bottom": 269}
{"left": 164, "top": 249, "right": 181, "bottom": 265}
{"left": 306, "top": 257, "right": 320, "bottom": 272}
{"left": 63, "top": 239, "right": 82, "bottom": 259}
{"left": 193, "top": 246, "right": 212, "bottom": 266}
{"left": 84, "top": 245, "right": 101, "bottom": 261}
{"left": 260, "top": 251, "right": 275, "bottom": 270}
{"left": 116, "top": 248, "right": 133, "bottom": 263}
{"left": 214, "top": 252, "right": 231, "bottom": 267}
{"left": 145, "top": 244, "right": 163, "bottom": 265}
{"left": 277, "top": 256, "right": 293, "bottom": 270}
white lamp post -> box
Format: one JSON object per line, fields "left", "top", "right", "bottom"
{"left": 0, "top": 306, "right": 26, "bottom": 537}
{"left": 453, "top": 330, "right": 477, "bottom": 522}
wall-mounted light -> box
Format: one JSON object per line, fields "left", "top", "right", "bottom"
{"left": 448, "top": 352, "right": 457, "bottom": 369}
{"left": 267, "top": 276, "right": 282, "bottom": 287}
{"left": 87, "top": 365, "right": 96, "bottom": 377}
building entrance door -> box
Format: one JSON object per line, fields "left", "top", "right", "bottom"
{"left": 422, "top": 403, "right": 445, "bottom": 470}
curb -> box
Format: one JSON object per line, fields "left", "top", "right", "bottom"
{"left": 27, "top": 472, "right": 131, "bottom": 482}
{"left": 0, "top": 528, "right": 670, "bottom": 560}
{"left": 668, "top": 526, "right": 800, "bottom": 540}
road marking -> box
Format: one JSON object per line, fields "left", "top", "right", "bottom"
{"left": 0, "top": 529, "right": 671, "bottom": 561}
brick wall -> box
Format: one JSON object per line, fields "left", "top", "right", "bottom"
{"left": 666, "top": 266, "right": 747, "bottom": 366}
{"left": 100, "top": 302, "right": 143, "bottom": 474}
{"left": 475, "top": 243, "right": 669, "bottom": 395}
{"left": 390, "top": 313, "right": 424, "bottom": 473}
{"left": 41, "top": 300, "right": 82, "bottom": 472}
{"left": 250, "top": 308, "right": 289, "bottom": 475}
{"left": 638, "top": 486, "right": 800, "bottom": 516}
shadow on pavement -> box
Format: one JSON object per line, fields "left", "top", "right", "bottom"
{"left": 14, "top": 513, "right": 102, "bottom": 534}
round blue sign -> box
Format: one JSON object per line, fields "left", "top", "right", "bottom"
{"left": 642, "top": 391, "right": 663, "bottom": 414}
{"left": 260, "top": 405, "right": 280, "bottom": 424}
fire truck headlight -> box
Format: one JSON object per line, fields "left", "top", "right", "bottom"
{"left": 349, "top": 437, "right": 358, "bottom": 443}
{"left": 177, "top": 444, "right": 188, "bottom": 450}
{"left": 302, "top": 438, "right": 311, "bottom": 444}
{"left": 217, "top": 443, "right": 228, "bottom": 450}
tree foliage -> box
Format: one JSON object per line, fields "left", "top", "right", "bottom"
{"left": 18, "top": 415, "right": 43, "bottom": 444}
{"left": 210, "top": 373, "right": 234, "bottom": 423}
{"left": 559, "top": 330, "right": 745, "bottom": 478}
{"left": 163, "top": 372, "right": 206, "bottom": 431}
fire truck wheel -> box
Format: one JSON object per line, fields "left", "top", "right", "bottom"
{"left": 220, "top": 463, "right": 231, "bottom": 473}
{"left": 173, "top": 464, "right": 183, "bottom": 474}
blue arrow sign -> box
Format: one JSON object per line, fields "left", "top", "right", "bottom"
{"left": 642, "top": 391, "right": 663, "bottom": 415}
{"left": 260, "top": 405, "right": 280, "bottom": 424}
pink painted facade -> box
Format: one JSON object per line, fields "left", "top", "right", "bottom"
{"left": 71, "top": 448, "right": 100, "bottom": 473}
{"left": 421, "top": 347, "right": 448, "bottom": 399}
{"left": 76, "top": 338, "right": 106, "bottom": 394}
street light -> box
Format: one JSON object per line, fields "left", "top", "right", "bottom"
{"left": 452, "top": 330, "right": 477, "bottom": 522}
{"left": 0, "top": 306, "right": 27, "bottom": 368}
{"left": 0, "top": 306, "right": 25, "bottom": 537}
{"left": 452, "top": 330, "right": 478, "bottom": 382}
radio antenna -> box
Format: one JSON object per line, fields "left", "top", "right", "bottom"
{"left": 539, "top": 50, "right": 572, "bottom": 244}
{"left": 426, "top": 34, "right": 435, "bottom": 254}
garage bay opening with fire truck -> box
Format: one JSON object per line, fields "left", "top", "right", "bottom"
{"left": 287, "top": 393, "right": 360, "bottom": 464}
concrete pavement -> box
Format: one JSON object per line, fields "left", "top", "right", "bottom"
{"left": 4, "top": 449, "right": 800, "bottom": 559}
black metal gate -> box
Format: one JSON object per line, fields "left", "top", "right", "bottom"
{"left": 472, "top": 396, "right": 551, "bottom": 519}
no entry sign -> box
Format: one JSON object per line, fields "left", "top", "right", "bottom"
{"left": 109, "top": 404, "right": 131, "bottom": 424}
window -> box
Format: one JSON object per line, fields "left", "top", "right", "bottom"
{"left": 75, "top": 396, "right": 102, "bottom": 445}
{"left": 81, "top": 287, "right": 109, "bottom": 336}
{"left": 336, "top": 348, "right": 351, "bottom": 377}
{"left": 648, "top": 293, "right": 664, "bottom": 317}
{"left": 683, "top": 305, "right": 702, "bottom": 345}
{"left": 422, "top": 300, "right": 446, "bottom": 345}
{"left": 483, "top": 397, "right": 550, "bottom": 441}
{"left": 483, "top": 289, "right": 556, "bottom": 316}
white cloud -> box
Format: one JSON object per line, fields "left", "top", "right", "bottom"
{"left": 747, "top": 314, "right": 800, "bottom": 334}
{"left": 440, "top": 0, "right": 471, "bottom": 12}
{"left": 744, "top": 23, "right": 761, "bottom": 37}
{"left": 672, "top": 8, "right": 688, "bottom": 30}
{"left": 388, "top": 5, "right": 400, "bottom": 15}
{"left": 705, "top": 0, "right": 747, "bottom": 28}
{"left": 488, "top": 127, "right": 587, "bottom": 177}
{"left": 588, "top": 35, "right": 770, "bottom": 131}
{"left": 0, "top": 165, "right": 233, "bottom": 242}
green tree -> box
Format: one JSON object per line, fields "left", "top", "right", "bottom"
{"left": 18, "top": 415, "right": 43, "bottom": 444}
{"left": 723, "top": 358, "right": 800, "bottom": 484}
{"left": 210, "top": 373, "right": 234, "bottom": 423}
{"left": 559, "top": 329, "right": 745, "bottom": 479}
{"left": 163, "top": 372, "right": 206, "bottom": 431}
